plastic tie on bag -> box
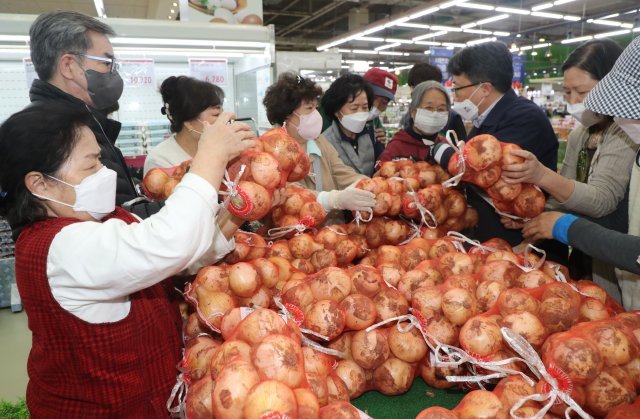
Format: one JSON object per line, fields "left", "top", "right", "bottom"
{"left": 353, "top": 210, "right": 374, "bottom": 227}
{"left": 398, "top": 217, "right": 424, "bottom": 245}
{"left": 517, "top": 243, "right": 547, "bottom": 273}
{"left": 501, "top": 327, "right": 592, "bottom": 419}
{"left": 442, "top": 130, "right": 466, "bottom": 189}
{"left": 219, "top": 164, "right": 249, "bottom": 214}
{"left": 404, "top": 189, "right": 438, "bottom": 229}
{"left": 447, "top": 231, "right": 498, "bottom": 255}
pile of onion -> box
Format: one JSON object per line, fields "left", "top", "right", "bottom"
{"left": 142, "top": 159, "right": 192, "bottom": 200}
{"left": 271, "top": 185, "right": 326, "bottom": 232}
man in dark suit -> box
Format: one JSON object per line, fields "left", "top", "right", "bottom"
{"left": 433, "top": 42, "right": 559, "bottom": 250}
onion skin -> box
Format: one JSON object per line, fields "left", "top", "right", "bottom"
{"left": 500, "top": 311, "right": 547, "bottom": 348}
{"left": 228, "top": 262, "right": 261, "bottom": 298}
{"left": 416, "top": 406, "right": 458, "bottom": 419}
{"left": 497, "top": 288, "right": 539, "bottom": 316}
{"left": 542, "top": 335, "right": 604, "bottom": 385}
{"left": 373, "top": 288, "right": 410, "bottom": 322}
{"left": 441, "top": 288, "right": 477, "bottom": 326}
{"left": 334, "top": 359, "right": 368, "bottom": 398}
{"left": 319, "top": 401, "right": 360, "bottom": 419}
{"left": 454, "top": 390, "right": 505, "bottom": 419}
{"left": 253, "top": 333, "right": 305, "bottom": 388}
{"left": 186, "top": 373, "right": 213, "bottom": 419}
{"left": 304, "top": 299, "right": 347, "bottom": 340}
{"left": 243, "top": 380, "right": 298, "bottom": 419}
{"left": 585, "top": 366, "right": 636, "bottom": 417}
{"left": 388, "top": 322, "right": 428, "bottom": 363}
{"left": 459, "top": 315, "right": 503, "bottom": 358}
{"left": 232, "top": 308, "right": 289, "bottom": 346}
{"left": 464, "top": 134, "right": 502, "bottom": 171}
{"left": 326, "top": 373, "right": 351, "bottom": 403}
{"left": 295, "top": 388, "right": 320, "bottom": 419}
{"left": 340, "top": 294, "right": 377, "bottom": 330}
{"left": 184, "top": 335, "right": 220, "bottom": 381}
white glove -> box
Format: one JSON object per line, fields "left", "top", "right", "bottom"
{"left": 318, "top": 188, "right": 376, "bottom": 212}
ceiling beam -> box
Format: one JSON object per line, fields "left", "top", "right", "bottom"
{"left": 277, "top": 0, "right": 350, "bottom": 37}
{"left": 265, "top": 0, "right": 303, "bottom": 25}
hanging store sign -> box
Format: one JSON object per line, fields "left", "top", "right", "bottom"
{"left": 429, "top": 48, "right": 455, "bottom": 83}
{"left": 119, "top": 59, "right": 155, "bottom": 87}
{"left": 188, "top": 58, "right": 228, "bottom": 85}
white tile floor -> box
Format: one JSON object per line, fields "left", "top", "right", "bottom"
{"left": 0, "top": 309, "right": 30, "bottom": 402}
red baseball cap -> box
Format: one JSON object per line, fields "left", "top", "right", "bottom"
{"left": 364, "top": 68, "right": 398, "bottom": 101}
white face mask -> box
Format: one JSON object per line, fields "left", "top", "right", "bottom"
{"left": 567, "top": 102, "right": 602, "bottom": 127}
{"left": 33, "top": 166, "right": 117, "bottom": 220}
{"left": 614, "top": 117, "right": 640, "bottom": 145}
{"left": 451, "top": 84, "right": 484, "bottom": 123}
{"left": 339, "top": 111, "right": 369, "bottom": 134}
{"left": 367, "top": 107, "right": 382, "bottom": 121}
{"left": 414, "top": 109, "right": 449, "bottom": 135}
{"left": 186, "top": 119, "right": 207, "bottom": 137}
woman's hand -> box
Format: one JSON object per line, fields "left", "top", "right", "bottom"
{"left": 502, "top": 149, "right": 546, "bottom": 185}
{"left": 500, "top": 216, "right": 525, "bottom": 230}
{"left": 199, "top": 112, "right": 257, "bottom": 162}
{"left": 522, "top": 211, "right": 565, "bottom": 241}
{"left": 374, "top": 128, "right": 387, "bottom": 144}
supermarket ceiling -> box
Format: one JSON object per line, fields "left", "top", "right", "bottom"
{"left": 1, "top": 0, "right": 639, "bottom": 62}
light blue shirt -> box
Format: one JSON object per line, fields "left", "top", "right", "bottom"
{"left": 306, "top": 139, "right": 322, "bottom": 157}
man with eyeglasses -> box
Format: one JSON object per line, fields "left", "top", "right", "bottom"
{"left": 432, "top": 42, "right": 560, "bottom": 254}
{"left": 25, "top": 10, "right": 163, "bottom": 222}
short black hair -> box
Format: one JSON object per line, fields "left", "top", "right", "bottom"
{"left": 262, "top": 72, "right": 323, "bottom": 125}
{"left": 561, "top": 38, "right": 623, "bottom": 81}
{"left": 408, "top": 63, "right": 443, "bottom": 87}
{"left": 160, "top": 76, "right": 225, "bottom": 133}
{"left": 0, "top": 106, "right": 91, "bottom": 233}
{"left": 448, "top": 41, "right": 513, "bottom": 93}
{"left": 321, "top": 73, "right": 374, "bottom": 123}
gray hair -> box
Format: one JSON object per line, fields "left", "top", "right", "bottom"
{"left": 29, "top": 10, "right": 116, "bottom": 81}
{"left": 403, "top": 80, "right": 451, "bottom": 131}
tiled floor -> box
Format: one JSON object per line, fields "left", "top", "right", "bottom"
{"left": 0, "top": 309, "right": 30, "bottom": 402}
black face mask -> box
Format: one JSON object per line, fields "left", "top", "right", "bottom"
{"left": 84, "top": 69, "right": 124, "bottom": 112}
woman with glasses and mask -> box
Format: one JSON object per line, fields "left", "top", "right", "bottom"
{"left": 144, "top": 76, "right": 225, "bottom": 175}
{"left": 320, "top": 73, "right": 385, "bottom": 177}
{"left": 0, "top": 105, "right": 254, "bottom": 416}
{"left": 501, "top": 39, "right": 635, "bottom": 294}
{"left": 263, "top": 72, "right": 376, "bottom": 225}
{"left": 378, "top": 81, "right": 450, "bottom": 163}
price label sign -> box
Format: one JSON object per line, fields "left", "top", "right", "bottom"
{"left": 119, "top": 59, "right": 155, "bottom": 87}
{"left": 23, "top": 58, "right": 38, "bottom": 88}
{"left": 189, "top": 59, "right": 228, "bottom": 85}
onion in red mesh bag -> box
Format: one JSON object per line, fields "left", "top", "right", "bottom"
{"left": 464, "top": 134, "right": 502, "bottom": 171}
{"left": 183, "top": 335, "right": 221, "bottom": 381}
{"left": 211, "top": 358, "right": 261, "bottom": 418}
{"left": 226, "top": 180, "right": 272, "bottom": 221}
{"left": 319, "top": 401, "right": 361, "bottom": 418}
{"left": 186, "top": 373, "right": 214, "bottom": 418}
{"left": 243, "top": 380, "right": 298, "bottom": 419}
{"left": 351, "top": 328, "right": 390, "bottom": 370}
{"left": 253, "top": 333, "right": 306, "bottom": 388}
{"left": 334, "top": 359, "right": 368, "bottom": 399}
{"left": 373, "top": 356, "right": 415, "bottom": 396}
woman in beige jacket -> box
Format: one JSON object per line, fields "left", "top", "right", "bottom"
{"left": 262, "top": 72, "right": 375, "bottom": 224}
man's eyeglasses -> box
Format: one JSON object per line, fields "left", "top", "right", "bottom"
{"left": 72, "top": 53, "right": 119, "bottom": 74}
{"left": 450, "top": 82, "right": 481, "bottom": 93}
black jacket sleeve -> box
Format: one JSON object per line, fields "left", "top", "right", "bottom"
{"left": 447, "top": 111, "right": 467, "bottom": 142}
{"left": 568, "top": 218, "right": 640, "bottom": 274}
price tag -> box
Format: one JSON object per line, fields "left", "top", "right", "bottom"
{"left": 188, "top": 58, "right": 228, "bottom": 85}
{"left": 23, "top": 58, "right": 38, "bottom": 88}
{"left": 118, "top": 59, "right": 155, "bottom": 87}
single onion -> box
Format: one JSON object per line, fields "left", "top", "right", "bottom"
{"left": 441, "top": 288, "right": 477, "bottom": 326}
{"left": 315, "top": 226, "right": 347, "bottom": 250}
{"left": 194, "top": 265, "right": 229, "bottom": 293}
{"left": 233, "top": 308, "right": 289, "bottom": 346}
{"left": 184, "top": 312, "right": 209, "bottom": 341}
{"left": 374, "top": 288, "right": 410, "bottom": 322}
{"left": 585, "top": 366, "right": 636, "bottom": 417}
{"left": 388, "top": 322, "right": 428, "bottom": 363}
{"left": 579, "top": 298, "right": 610, "bottom": 322}
{"left": 428, "top": 239, "right": 457, "bottom": 260}
{"left": 143, "top": 168, "right": 170, "bottom": 198}
{"left": 420, "top": 355, "right": 464, "bottom": 390}
{"left": 334, "top": 359, "right": 368, "bottom": 398}
{"left": 228, "top": 180, "right": 272, "bottom": 221}
{"left": 513, "top": 269, "right": 554, "bottom": 289}
{"left": 377, "top": 263, "right": 405, "bottom": 288}
{"left": 479, "top": 260, "right": 519, "bottom": 287}
{"left": 295, "top": 388, "right": 320, "bottom": 418}
{"left": 497, "top": 288, "right": 539, "bottom": 316}
{"left": 267, "top": 241, "right": 293, "bottom": 260}
{"left": 351, "top": 329, "right": 390, "bottom": 369}
{"left": 401, "top": 246, "right": 429, "bottom": 271}
{"left": 416, "top": 406, "right": 458, "bottom": 419}
{"left": 339, "top": 294, "right": 377, "bottom": 330}
{"left": 350, "top": 265, "right": 383, "bottom": 298}
{"left": 184, "top": 335, "right": 220, "bottom": 381}
{"left": 425, "top": 316, "right": 459, "bottom": 346}
{"left": 212, "top": 358, "right": 261, "bottom": 419}
{"left": 307, "top": 373, "right": 329, "bottom": 407}
{"left": 228, "top": 262, "right": 261, "bottom": 298}
{"left": 542, "top": 335, "right": 603, "bottom": 384}
{"left": 412, "top": 286, "right": 444, "bottom": 320}
{"left": 326, "top": 373, "right": 350, "bottom": 403}
{"left": 513, "top": 184, "right": 546, "bottom": 219}
{"left": 476, "top": 280, "right": 507, "bottom": 312}
{"left": 319, "top": 401, "right": 360, "bottom": 418}
{"left": 398, "top": 269, "right": 436, "bottom": 301}
{"left": 589, "top": 324, "right": 634, "bottom": 366}
{"left": 501, "top": 311, "right": 547, "bottom": 347}
{"left": 300, "top": 201, "right": 326, "bottom": 227}
{"left": 304, "top": 299, "right": 346, "bottom": 340}
{"left": 289, "top": 233, "right": 324, "bottom": 259}
{"left": 438, "top": 252, "right": 474, "bottom": 278}
{"left": 249, "top": 151, "right": 281, "bottom": 190}
{"left": 209, "top": 340, "right": 253, "bottom": 379}
{"left": 384, "top": 219, "right": 409, "bottom": 245}
{"left": 454, "top": 390, "right": 504, "bottom": 419}
{"left": 335, "top": 238, "right": 358, "bottom": 265}
{"left": 310, "top": 267, "right": 352, "bottom": 302}
{"left": 196, "top": 289, "right": 236, "bottom": 330}
{"left": 459, "top": 315, "right": 503, "bottom": 357}
{"left": 373, "top": 357, "right": 414, "bottom": 396}
{"left": 538, "top": 297, "right": 578, "bottom": 333}
{"left": 253, "top": 333, "right": 305, "bottom": 388}
{"left": 237, "top": 286, "right": 272, "bottom": 309}
{"left": 291, "top": 258, "right": 315, "bottom": 274}
{"left": 302, "top": 346, "right": 334, "bottom": 378}
{"left": 186, "top": 373, "right": 213, "bottom": 418}
{"left": 464, "top": 134, "right": 502, "bottom": 171}
{"left": 252, "top": 258, "right": 279, "bottom": 288}
{"left": 310, "top": 249, "right": 338, "bottom": 271}
{"left": 243, "top": 380, "right": 298, "bottom": 419}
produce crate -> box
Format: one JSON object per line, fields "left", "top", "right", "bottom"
{"left": 0, "top": 257, "right": 16, "bottom": 309}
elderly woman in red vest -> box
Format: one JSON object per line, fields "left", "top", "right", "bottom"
{"left": 0, "top": 106, "right": 254, "bottom": 417}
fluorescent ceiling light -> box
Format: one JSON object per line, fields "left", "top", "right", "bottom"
{"left": 94, "top": 0, "right": 106, "bottom": 17}
{"left": 397, "top": 23, "right": 431, "bottom": 29}
{"left": 363, "top": 25, "right": 386, "bottom": 35}
{"left": 431, "top": 25, "right": 463, "bottom": 32}
{"left": 113, "top": 48, "right": 243, "bottom": 58}
{"left": 385, "top": 16, "right": 411, "bottom": 28}
{"left": 461, "top": 22, "right": 478, "bottom": 29}
{"left": 519, "top": 46, "right": 532, "bottom": 50}
{"left": 588, "top": 19, "right": 633, "bottom": 28}
{"left": 338, "top": 49, "right": 352, "bottom": 53}
{"left": 385, "top": 38, "right": 414, "bottom": 44}
{"left": 560, "top": 35, "right": 593, "bottom": 44}
{"left": 317, "top": 40, "right": 347, "bottom": 51}
{"left": 476, "top": 14, "right": 510, "bottom": 25}
{"left": 464, "top": 28, "right": 492, "bottom": 34}
{"left": 410, "top": 7, "right": 439, "bottom": 19}
{"left": 378, "top": 51, "right": 406, "bottom": 56}
{"left": 375, "top": 43, "right": 401, "bottom": 51}
{"left": 600, "top": 13, "right": 620, "bottom": 19}
{"left": 533, "top": 43, "right": 550, "bottom": 48}
{"left": 467, "top": 37, "right": 496, "bottom": 45}
{"left": 412, "top": 31, "right": 448, "bottom": 41}
{"left": 458, "top": 2, "right": 495, "bottom": 10}
{"left": 111, "top": 37, "right": 268, "bottom": 49}
{"left": 415, "top": 41, "right": 441, "bottom": 46}
{"left": 439, "top": 0, "right": 469, "bottom": 9}
{"left": 531, "top": 11, "right": 564, "bottom": 19}
{"left": 554, "top": 0, "right": 576, "bottom": 4}
{"left": 493, "top": 31, "right": 510, "bottom": 36}
{"left": 356, "top": 37, "right": 385, "bottom": 42}
{"left": 495, "top": 7, "right": 530, "bottom": 15}
{"left": 532, "top": 3, "right": 554, "bottom": 11}
{"left": 563, "top": 15, "right": 581, "bottom": 21}
{"left": 441, "top": 42, "right": 467, "bottom": 48}
{"left": 635, "top": 27, "right": 640, "bottom": 32}
{"left": 594, "top": 29, "right": 631, "bottom": 38}
{"left": 424, "top": 50, "right": 432, "bottom": 55}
